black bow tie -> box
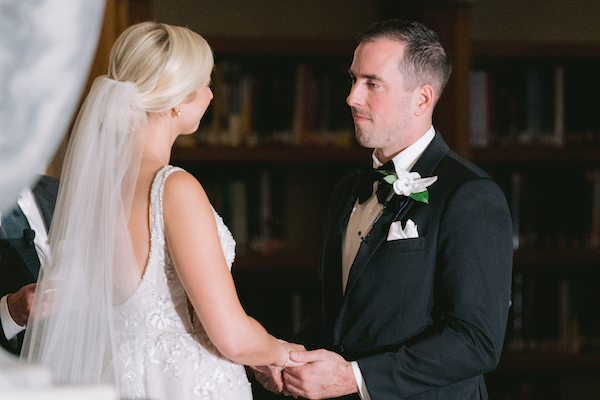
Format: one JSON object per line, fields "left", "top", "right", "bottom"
{"left": 355, "top": 161, "right": 395, "bottom": 204}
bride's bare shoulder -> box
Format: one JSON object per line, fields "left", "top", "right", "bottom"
{"left": 161, "top": 169, "right": 221, "bottom": 252}
{"left": 162, "top": 169, "right": 212, "bottom": 214}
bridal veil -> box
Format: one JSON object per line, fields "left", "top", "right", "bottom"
{"left": 21, "top": 75, "right": 147, "bottom": 385}
{"left": 20, "top": 21, "right": 214, "bottom": 389}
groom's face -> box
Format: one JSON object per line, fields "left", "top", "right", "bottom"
{"left": 347, "top": 38, "right": 421, "bottom": 158}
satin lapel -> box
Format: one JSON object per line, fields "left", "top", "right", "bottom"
{"left": 32, "top": 176, "right": 59, "bottom": 232}
{"left": 411, "top": 131, "right": 449, "bottom": 180}
{"left": 322, "top": 170, "right": 362, "bottom": 306}
{"left": 331, "top": 171, "right": 362, "bottom": 239}
{"left": 343, "top": 132, "right": 449, "bottom": 298}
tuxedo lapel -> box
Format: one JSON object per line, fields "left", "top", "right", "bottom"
{"left": 331, "top": 172, "right": 361, "bottom": 239}
{"left": 322, "top": 171, "right": 363, "bottom": 311}
{"left": 32, "top": 176, "right": 59, "bottom": 232}
{"left": 410, "top": 131, "right": 449, "bottom": 181}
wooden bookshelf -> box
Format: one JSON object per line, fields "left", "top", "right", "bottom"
{"left": 233, "top": 249, "right": 319, "bottom": 271}
{"left": 472, "top": 145, "right": 600, "bottom": 165}
{"left": 172, "top": 144, "right": 371, "bottom": 163}
{"left": 472, "top": 41, "right": 600, "bottom": 60}
{"left": 497, "top": 352, "right": 600, "bottom": 372}
{"left": 206, "top": 36, "right": 357, "bottom": 55}
{"left": 472, "top": 40, "right": 600, "bottom": 400}
{"left": 513, "top": 249, "right": 600, "bottom": 269}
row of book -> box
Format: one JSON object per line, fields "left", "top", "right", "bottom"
{"left": 178, "top": 59, "right": 355, "bottom": 148}
{"left": 505, "top": 271, "right": 600, "bottom": 355}
{"left": 502, "top": 168, "right": 600, "bottom": 354}
{"left": 492, "top": 168, "right": 600, "bottom": 251}
{"left": 470, "top": 62, "right": 600, "bottom": 148}
{"left": 192, "top": 164, "right": 600, "bottom": 255}
{"left": 199, "top": 169, "right": 286, "bottom": 254}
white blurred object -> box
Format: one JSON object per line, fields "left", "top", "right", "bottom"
{"left": 0, "top": 0, "right": 105, "bottom": 213}
{"left": 0, "top": 386, "right": 118, "bottom": 400}
{"left": 0, "top": 0, "right": 117, "bottom": 398}
{"left": 0, "top": 350, "right": 51, "bottom": 389}
{"left": 0, "top": 351, "right": 118, "bottom": 399}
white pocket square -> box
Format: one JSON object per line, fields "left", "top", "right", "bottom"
{"left": 387, "top": 219, "right": 419, "bottom": 241}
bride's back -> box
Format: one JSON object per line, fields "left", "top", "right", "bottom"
{"left": 128, "top": 163, "right": 161, "bottom": 278}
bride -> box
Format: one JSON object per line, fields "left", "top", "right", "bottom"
{"left": 21, "top": 21, "right": 300, "bottom": 399}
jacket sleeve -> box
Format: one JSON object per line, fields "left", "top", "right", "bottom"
{"left": 358, "top": 177, "right": 513, "bottom": 398}
{"left": 0, "top": 241, "right": 30, "bottom": 355}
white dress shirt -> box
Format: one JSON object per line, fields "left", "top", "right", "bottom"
{"left": 0, "top": 187, "right": 50, "bottom": 340}
{"left": 342, "top": 126, "right": 435, "bottom": 400}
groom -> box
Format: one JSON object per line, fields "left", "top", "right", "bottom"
{"left": 256, "top": 19, "right": 512, "bottom": 399}
{"left": 0, "top": 175, "right": 59, "bottom": 355}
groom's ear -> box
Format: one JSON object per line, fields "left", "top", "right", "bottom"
{"left": 413, "top": 84, "right": 434, "bottom": 116}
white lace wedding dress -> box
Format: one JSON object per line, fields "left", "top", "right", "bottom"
{"left": 113, "top": 165, "right": 253, "bottom": 400}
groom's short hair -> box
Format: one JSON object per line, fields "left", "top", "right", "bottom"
{"left": 357, "top": 19, "right": 452, "bottom": 102}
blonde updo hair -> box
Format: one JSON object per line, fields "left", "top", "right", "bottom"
{"left": 108, "top": 21, "right": 214, "bottom": 114}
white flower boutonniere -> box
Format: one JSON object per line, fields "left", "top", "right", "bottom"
{"left": 377, "top": 169, "right": 438, "bottom": 204}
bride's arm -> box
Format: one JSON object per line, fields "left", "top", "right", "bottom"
{"left": 162, "top": 170, "right": 289, "bottom": 368}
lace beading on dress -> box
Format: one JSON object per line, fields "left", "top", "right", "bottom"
{"left": 113, "top": 165, "right": 252, "bottom": 400}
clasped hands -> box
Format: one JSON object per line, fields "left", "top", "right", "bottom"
{"left": 6, "top": 283, "right": 37, "bottom": 326}
{"left": 252, "top": 342, "right": 358, "bottom": 399}
{"left": 8, "top": 280, "right": 58, "bottom": 326}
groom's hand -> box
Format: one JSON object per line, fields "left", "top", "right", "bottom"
{"left": 283, "top": 349, "right": 358, "bottom": 399}
{"left": 7, "top": 283, "right": 37, "bottom": 326}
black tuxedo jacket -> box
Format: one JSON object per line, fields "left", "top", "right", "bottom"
{"left": 298, "top": 133, "right": 513, "bottom": 399}
{"left": 0, "top": 175, "right": 59, "bottom": 354}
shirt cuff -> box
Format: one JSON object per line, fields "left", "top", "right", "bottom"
{"left": 0, "top": 295, "right": 25, "bottom": 340}
{"left": 351, "top": 361, "right": 371, "bottom": 400}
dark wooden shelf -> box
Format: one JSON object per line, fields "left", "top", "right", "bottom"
{"left": 232, "top": 248, "right": 600, "bottom": 271}
{"left": 471, "top": 145, "right": 600, "bottom": 166}
{"left": 206, "top": 36, "right": 357, "bottom": 55}
{"left": 231, "top": 250, "right": 319, "bottom": 289}
{"left": 513, "top": 248, "right": 600, "bottom": 269}
{"left": 172, "top": 145, "right": 371, "bottom": 164}
{"left": 496, "top": 352, "right": 600, "bottom": 372}
{"left": 231, "top": 248, "right": 600, "bottom": 271}
{"left": 232, "top": 249, "right": 319, "bottom": 270}
{"left": 472, "top": 41, "right": 600, "bottom": 60}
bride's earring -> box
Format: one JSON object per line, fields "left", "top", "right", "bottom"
{"left": 172, "top": 108, "right": 182, "bottom": 118}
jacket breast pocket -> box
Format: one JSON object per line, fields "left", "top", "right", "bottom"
{"left": 377, "top": 236, "right": 426, "bottom": 254}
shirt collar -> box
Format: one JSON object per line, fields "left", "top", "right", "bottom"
{"left": 372, "top": 125, "right": 436, "bottom": 171}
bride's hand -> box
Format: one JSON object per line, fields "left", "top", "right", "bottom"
{"left": 251, "top": 365, "right": 285, "bottom": 394}
{"left": 251, "top": 340, "right": 306, "bottom": 394}
{"left": 280, "top": 340, "right": 306, "bottom": 368}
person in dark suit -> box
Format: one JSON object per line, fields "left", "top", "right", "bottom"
{"left": 0, "top": 176, "right": 59, "bottom": 355}
{"left": 255, "top": 19, "right": 513, "bottom": 399}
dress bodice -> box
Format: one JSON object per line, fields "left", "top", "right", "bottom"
{"left": 113, "top": 165, "right": 251, "bottom": 400}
